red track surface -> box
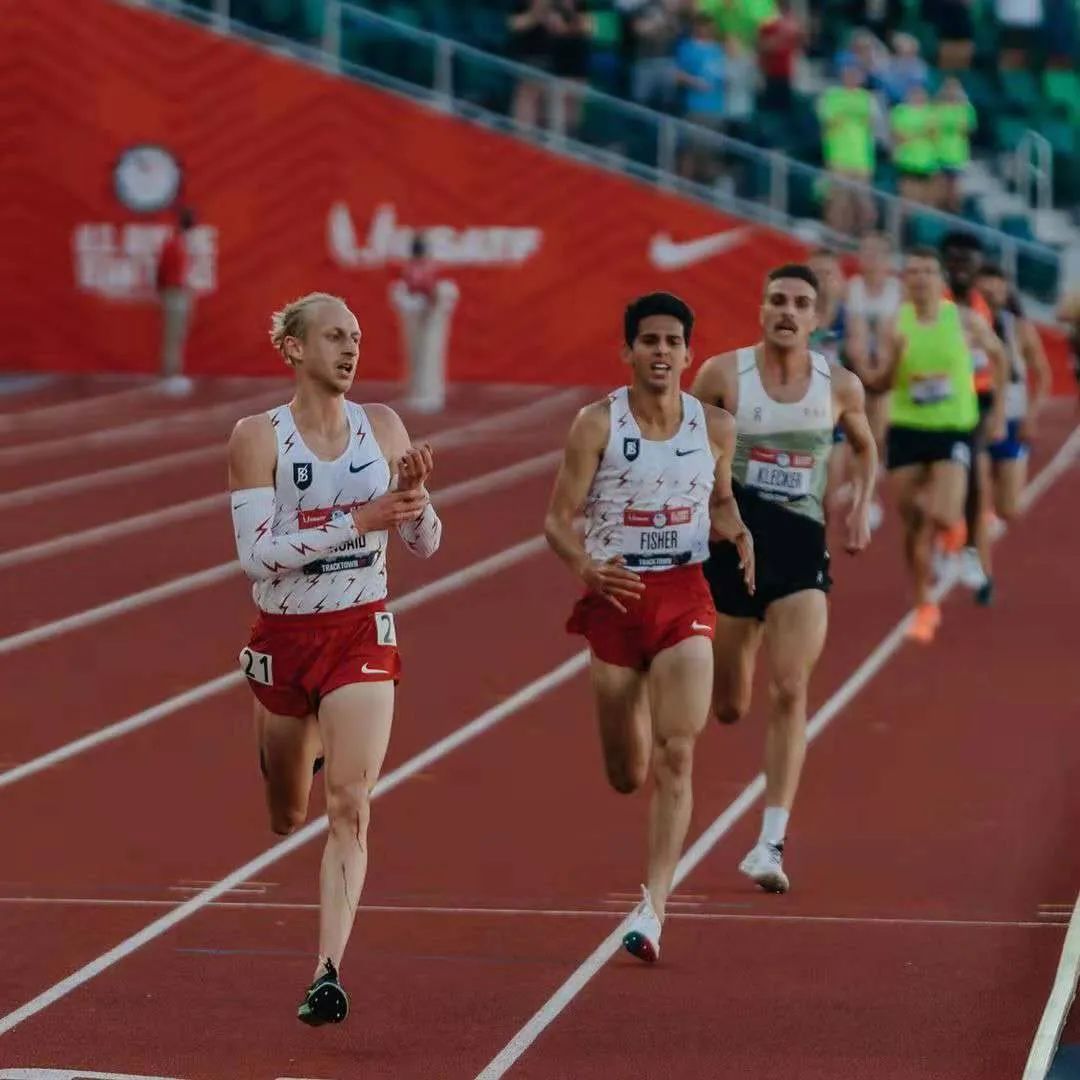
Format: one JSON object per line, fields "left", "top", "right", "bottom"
{"left": 0, "top": 376, "right": 1078, "bottom": 1080}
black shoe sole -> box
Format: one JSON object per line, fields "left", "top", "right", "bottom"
{"left": 298, "top": 982, "right": 349, "bottom": 1026}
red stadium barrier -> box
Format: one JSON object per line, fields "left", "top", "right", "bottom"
{"left": 0, "top": 0, "right": 807, "bottom": 385}
{"left": 1, "top": 0, "right": 1072, "bottom": 392}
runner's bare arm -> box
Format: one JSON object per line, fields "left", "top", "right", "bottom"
{"left": 227, "top": 415, "right": 427, "bottom": 581}
{"left": 865, "top": 317, "right": 900, "bottom": 393}
{"left": 1019, "top": 318, "right": 1052, "bottom": 440}
{"left": 834, "top": 368, "right": 877, "bottom": 554}
{"left": 690, "top": 352, "right": 737, "bottom": 410}
{"left": 965, "top": 311, "right": 1008, "bottom": 440}
{"left": 703, "top": 404, "right": 754, "bottom": 594}
{"left": 367, "top": 403, "right": 442, "bottom": 559}
{"left": 543, "top": 402, "right": 645, "bottom": 612}
{"left": 843, "top": 314, "right": 874, "bottom": 385}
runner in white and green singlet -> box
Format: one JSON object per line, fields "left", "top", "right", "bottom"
{"left": 691, "top": 263, "right": 878, "bottom": 894}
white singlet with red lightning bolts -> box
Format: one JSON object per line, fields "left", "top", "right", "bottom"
{"left": 254, "top": 402, "right": 391, "bottom": 615}
{"left": 583, "top": 387, "right": 714, "bottom": 571}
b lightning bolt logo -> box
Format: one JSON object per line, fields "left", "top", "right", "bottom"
{"left": 293, "top": 462, "right": 313, "bottom": 491}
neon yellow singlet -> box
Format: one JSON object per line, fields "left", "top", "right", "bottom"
{"left": 889, "top": 300, "right": 978, "bottom": 431}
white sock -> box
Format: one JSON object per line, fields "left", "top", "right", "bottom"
{"left": 760, "top": 807, "right": 789, "bottom": 847}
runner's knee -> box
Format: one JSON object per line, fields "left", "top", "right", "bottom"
{"left": 325, "top": 781, "right": 372, "bottom": 844}
{"left": 712, "top": 696, "right": 748, "bottom": 725}
{"left": 605, "top": 752, "right": 648, "bottom": 795}
{"left": 270, "top": 805, "right": 306, "bottom": 836}
{"left": 653, "top": 733, "right": 694, "bottom": 788}
{"left": 768, "top": 673, "right": 808, "bottom": 716}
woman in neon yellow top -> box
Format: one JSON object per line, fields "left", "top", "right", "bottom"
{"left": 817, "top": 65, "right": 877, "bottom": 233}
{"left": 890, "top": 84, "right": 938, "bottom": 206}
{"left": 870, "top": 248, "right": 1004, "bottom": 645}
{"left": 934, "top": 78, "right": 977, "bottom": 212}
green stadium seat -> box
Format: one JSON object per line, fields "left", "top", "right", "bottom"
{"left": 999, "top": 214, "right": 1035, "bottom": 242}
{"left": 1044, "top": 70, "right": 1080, "bottom": 122}
{"left": 995, "top": 116, "right": 1031, "bottom": 154}
{"left": 1000, "top": 70, "right": 1041, "bottom": 114}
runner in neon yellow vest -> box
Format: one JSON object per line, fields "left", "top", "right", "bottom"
{"left": 871, "top": 247, "right": 1004, "bottom": 645}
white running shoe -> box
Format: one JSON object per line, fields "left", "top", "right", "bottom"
{"left": 867, "top": 499, "right": 884, "bottom": 532}
{"left": 622, "top": 885, "right": 662, "bottom": 963}
{"left": 958, "top": 546, "right": 989, "bottom": 590}
{"left": 739, "top": 841, "right": 790, "bottom": 894}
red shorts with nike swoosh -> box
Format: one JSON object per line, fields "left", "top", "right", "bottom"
{"left": 566, "top": 563, "right": 715, "bottom": 671}
{"left": 240, "top": 601, "right": 401, "bottom": 718}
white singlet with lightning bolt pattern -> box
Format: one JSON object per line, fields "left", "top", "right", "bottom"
{"left": 583, "top": 387, "right": 714, "bottom": 572}
{"left": 253, "top": 402, "right": 390, "bottom": 615}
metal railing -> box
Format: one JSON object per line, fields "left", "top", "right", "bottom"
{"left": 143, "top": 0, "right": 1064, "bottom": 300}
{"left": 1016, "top": 129, "right": 1054, "bottom": 214}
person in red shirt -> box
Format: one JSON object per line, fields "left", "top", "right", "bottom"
{"left": 156, "top": 206, "right": 196, "bottom": 393}
{"left": 758, "top": 0, "right": 805, "bottom": 111}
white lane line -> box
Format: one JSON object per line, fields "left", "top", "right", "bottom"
{"left": 0, "top": 394, "right": 576, "bottom": 569}
{"left": 0, "top": 444, "right": 223, "bottom": 512}
{"left": 0, "top": 651, "right": 590, "bottom": 1036}
{"left": 0, "top": 381, "right": 163, "bottom": 433}
{"left": 1023, "top": 891, "right": 1080, "bottom": 1080}
{"left": 0, "top": 451, "right": 559, "bottom": 656}
{"left": 476, "top": 426, "right": 1080, "bottom": 1080}
{"left": 0, "top": 533, "right": 549, "bottom": 790}
{"left": 0, "top": 387, "right": 289, "bottom": 467}
{"left": 0, "top": 896, "right": 1063, "bottom": 931}
{"left": 0, "top": 385, "right": 581, "bottom": 513}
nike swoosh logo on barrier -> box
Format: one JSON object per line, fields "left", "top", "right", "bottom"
{"left": 648, "top": 226, "right": 752, "bottom": 271}
{"left": 349, "top": 460, "right": 377, "bottom": 474}
{"left": 362, "top": 662, "right": 389, "bottom": 675}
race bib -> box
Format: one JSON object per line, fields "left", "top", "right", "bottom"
{"left": 621, "top": 505, "right": 693, "bottom": 568}
{"left": 239, "top": 646, "right": 273, "bottom": 686}
{"left": 909, "top": 373, "right": 953, "bottom": 405}
{"left": 745, "top": 448, "right": 813, "bottom": 498}
{"left": 297, "top": 504, "right": 374, "bottom": 575}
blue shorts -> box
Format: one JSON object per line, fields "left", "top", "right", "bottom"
{"left": 832, "top": 425, "right": 845, "bottom": 445}
{"left": 988, "top": 419, "right": 1028, "bottom": 462}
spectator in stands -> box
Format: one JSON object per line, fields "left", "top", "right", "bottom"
{"left": 508, "top": 1, "right": 592, "bottom": 133}
{"left": 758, "top": 0, "right": 805, "bottom": 112}
{"left": 626, "top": 0, "right": 685, "bottom": 110}
{"left": 855, "top": 0, "right": 907, "bottom": 43}
{"left": 508, "top": 0, "right": 555, "bottom": 127}
{"left": 548, "top": 0, "right": 592, "bottom": 132}
{"left": 675, "top": 14, "right": 728, "bottom": 181}
{"left": 933, "top": 76, "right": 976, "bottom": 212}
{"left": 722, "top": 32, "right": 758, "bottom": 144}
{"left": 890, "top": 83, "right": 938, "bottom": 205}
{"left": 818, "top": 65, "right": 878, "bottom": 234}
{"left": 699, "top": 0, "right": 778, "bottom": 49}
{"left": 922, "top": 0, "right": 976, "bottom": 70}
{"left": 879, "top": 32, "right": 928, "bottom": 107}
{"left": 994, "top": 0, "right": 1044, "bottom": 69}
{"left": 833, "top": 28, "right": 887, "bottom": 92}
{"left": 156, "top": 205, "right": 196, "bottom": 395}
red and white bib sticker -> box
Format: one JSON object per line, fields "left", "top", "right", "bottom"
{"left": 746, "top": 447, "right": 813, "bottom": 497}
{"left": 909, "top": 373, "right": 953, "bottom": 405}
{"left": 622, "top": 506, "right": 692, "bottom": 528}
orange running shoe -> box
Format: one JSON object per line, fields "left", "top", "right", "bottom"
{"left": 906, "top": 602, "right": 941, "bottom": 644}
{"left": 936, "top": 521, "right": 967, "bottom": 555}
